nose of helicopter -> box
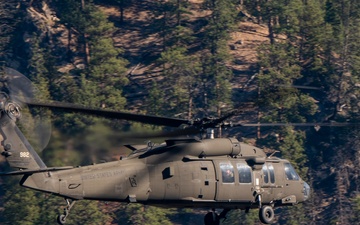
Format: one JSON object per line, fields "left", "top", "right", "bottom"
{"left": 303, "top": 182, "right": 311, "bottom": 201}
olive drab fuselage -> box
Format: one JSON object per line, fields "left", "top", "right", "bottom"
{"left": 0, "top": 110, "right": 310, "bottom": 225}
{"left": 40, "top": 138, "right": 309, "bottom": 209}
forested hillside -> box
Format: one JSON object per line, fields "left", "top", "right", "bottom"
{"left": 0, "top": 0, "right": 360, "bottom": 224}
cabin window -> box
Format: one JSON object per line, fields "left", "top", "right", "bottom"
{"left": 237, "top": 163, "right": 252, "bottom": 183}
{"left": 262, "top": 164, "right": 269, "bottom": 183}
{"left": 220, "top": 162, "right": 234, "bottom": 183}
{"left": 284, "top": 163, "right": 300, "bottom": 181}
{"left": 268, "top": 163, "right": 275, "bottom": 183}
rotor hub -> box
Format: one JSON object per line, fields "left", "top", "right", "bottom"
{"left": 0, "top": 92, "right": 21, "bottom": 120}
{"left": 6, "top": 101, "right": 21, "bottom": 119}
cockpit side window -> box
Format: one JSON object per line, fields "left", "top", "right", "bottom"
{"left": 220, "top": 162, "right": 234, "bottom": 183}
{"left": 268, "top": 163, "right": 275, "bottom": 183}
{"left": 284, "top": 163, "right": 300, "bottom": 180}
{"left": 262, "top": 164, "right": 269, "bottom": 183}
{"left": 237, "top": 163, "right": 252, "bottom": 183}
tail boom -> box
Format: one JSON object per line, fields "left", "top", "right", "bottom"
{"left": 0, "top": 111, "right": 58, "bottom": 194}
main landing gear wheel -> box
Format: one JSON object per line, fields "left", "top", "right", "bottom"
{"left": 259, "top": 205, "right": 275, "bottom": 224}
{"left": 204, "top": 210, "right": 220, "bottom": 225}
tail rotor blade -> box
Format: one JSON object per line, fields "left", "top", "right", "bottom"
{"left": 2, "top": 67, "right": 51, "bottom": 152}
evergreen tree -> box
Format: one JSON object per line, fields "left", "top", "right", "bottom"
{"left": 155, "top": 0, "right": 193, "bottom": 50}
{"left": 201, "top": 0, "right": 237, "bottom": 117}
{"left": 22, "top": 34, "right": 53, "bottom": 153}
{"left": 64, "top": 200, "right": 112, "bottom": 225}
{"left": 257, "top": 43, "right": 317, "bottom": 124}
{"left": 1, "top": 1, "right": 359, "bottom": 224}
{"left": 1, "top": 178, "right": 40, "bottom": 225}
{"left": 324, "top": 0, "right": 360, "bottom": 115}
{"left": 222, "top": 209, "right": 259, "bottom": 225}
{"left": 352, "top": 195, "right": 360, "bottom": 222}
{"left": 146, "top": 81, "right": 166, "bottom": 116}
{"left": 298, "top": 0, "right": 328, "bottom": 77}
{"left": 0, "top": 0, "right": 19, "bottom": 56}
{"left": 148, "top": 0, "right": 198, "bottom": 118}
{"left": 254, "top": 4, "right": 322, "bottom": 223}
{"left": 27, "top": 35, "right": 50, "bottom": 100}
{"left": 116, "top": 203, "right": 174, "bottom": 225}
{"left": 278, "top": 0, "right": 303, "bottom": 42}
{"left": 157, "top": 47, "right": 201, "bottom": 118}
{"left": 53, "top": 1, "right": 128, "bottom": 133}
{"left": 279, "top": 127, "right": 308, "bottom": 176}
{"left": 36, "top": 193, "right": 63, "bottom": 225}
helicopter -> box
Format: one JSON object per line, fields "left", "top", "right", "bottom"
{"left": 1, "top": 68, "right": 353, "bottom": 225}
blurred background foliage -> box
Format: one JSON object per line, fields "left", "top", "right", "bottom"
{"left": 0, "top": 0, "right": 359, "bottom": 224}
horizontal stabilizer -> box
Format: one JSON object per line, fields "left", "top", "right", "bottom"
{"left": 124, "top": 145, "right": 147, "bottom": 151}
{"left": 0, "top": 166, "right": 74, "bottom": 176}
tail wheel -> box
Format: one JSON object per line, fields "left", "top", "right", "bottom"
{"left": 57, "top": 214, "right": 66, "bottom": 225}
{"left": 259, "top": 205, "right": 275, "bottom": 224}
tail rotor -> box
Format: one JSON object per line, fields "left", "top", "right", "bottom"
{"left": 1, "top": 67, "right": 51, "bottom": 152}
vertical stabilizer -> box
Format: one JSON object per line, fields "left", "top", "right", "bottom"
{"left": 0, "top": 114, "right": 46, "bottom": 169}
{"left": 0, "top": 107, "right": 58, "bottom": 193}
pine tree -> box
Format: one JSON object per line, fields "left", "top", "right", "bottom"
{"left": 0, "top": 0, "right": 19, "bottom": 56}
{"left": 221, "top": 209, "right": 259, "bottom": 225}
{"left": 148, "top": 0, "right": 198, "bottom": 118}
{"left": 52, "top": 1, "right": 128, "bottom": 133}
{"left": 155, "top": 0, "right": 193, "bottom": 50}
{"left": 257, "top": 43, "right": 317, "bottom": 124}
{"left": 116, "top": 204, "right": 174, "bottom": 225}
{"left": 64, "top": 200, "right": 112, "bottom": 225}
{"left": 1, "top": 178, "right": 40, "bottom": 225}
{"left": 352, "top": 195, "right": 360, "bottom": 222}
{"left": 324, "top": 0, "right": 360, "bottom": 115}
{"left": 36, "top": 193, "right": 63, "bottom": 225}
{"left": 157, "top": 47, "right": 201, "bottom": 118}
{"left": 146, "top": 81, "right": 166, "bottom": 116}
{"left": 201, "top": 0, "right": 237, "bottom": 117}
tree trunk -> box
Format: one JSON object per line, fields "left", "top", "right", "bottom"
{"left": 81, "top": 0, "right": 90, "bottom": 65}
{"left": 177, "top": 0, "right": 181, "bottom": 26}
{"left": 268, "top": 16, "right": 275, "bottom": 45}
{"left": 188, "top": 91, "right": 193, "bottom": 120}
{"left": 67, "top": 26, "right": 72, "bottom": 60}
{"left": 119, "top": 0, "right": 124, "bottom": 24}
{"left": 83, "top": 33, "right": 90, "bottom": 65}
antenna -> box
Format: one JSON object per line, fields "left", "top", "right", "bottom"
{"left": 267, "top": 150, "right": 280, "bottom": 158}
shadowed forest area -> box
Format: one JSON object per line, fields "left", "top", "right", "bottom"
{"left": 0, "top": 0, "right": 360, "bottom": 224}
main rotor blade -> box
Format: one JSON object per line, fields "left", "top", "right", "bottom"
{"left": 26, "top": 101, "right": 190, "bottom": 127}
{"left": 274, "top": 84, "right": 323, "bottom": 90}
{"left": 114, "top": 126, "right": 201, "bottom": 141}
{"left": 231, "top": 122, "right": 359, "bottom": 127}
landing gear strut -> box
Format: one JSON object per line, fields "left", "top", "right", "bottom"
{"left": 204, "top": 208, "right": 231, "bottom": 225}
{"left": 256, "top": 194, "right": 275, "bottom": 224}
{"left": 57, "top": 198, "right": 77, "bottom": 225}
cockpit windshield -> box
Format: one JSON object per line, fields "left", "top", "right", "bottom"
{"left": 284, "top": 163, "right": 300, "bottom": 180}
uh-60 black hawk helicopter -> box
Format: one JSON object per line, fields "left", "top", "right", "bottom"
{"left": 1, "top": 68, "right": 352, "bottom": 225}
